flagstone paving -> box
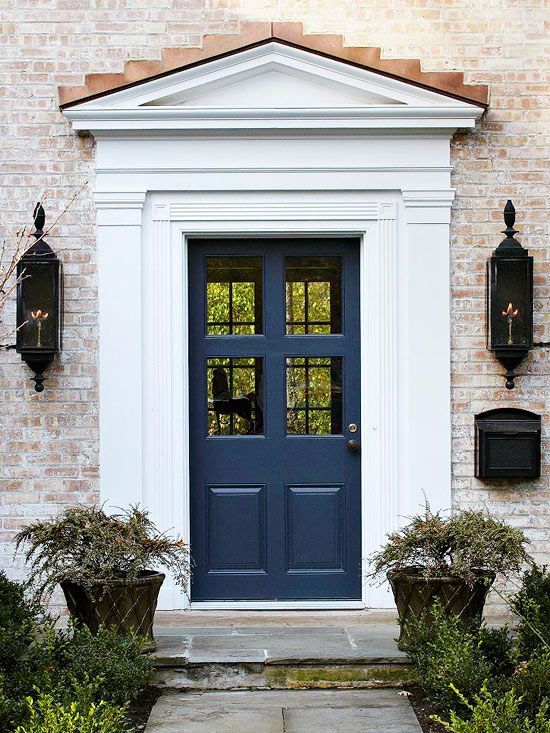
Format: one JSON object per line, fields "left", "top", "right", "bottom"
{"left": 148, "top": 612, "right": 418, "bottom": 727}
{"left": 153, "top": 611, "right": 407, "bottom": 665}
{"left": 145, "top": 689, "right": 422, "bottom": 732}
{"left": 154, "top": 628, "right": 406, "bottom": 664}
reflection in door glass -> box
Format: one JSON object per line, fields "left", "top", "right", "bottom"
{"left": 207, "top": 357, "right": 264, "bottom": 436}
{"left": 285, "top": 256, "right": 342, "bottom": 334}
{"left": 286, "top": 357, "right": 343, "bottom": 435}
{"left": 206, "top": 257, "right": 262, "bottom": 335}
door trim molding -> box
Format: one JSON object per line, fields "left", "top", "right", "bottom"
{"left": 191, "top": 600, "right": 366, "bottom": 610}
{"left": 96, "top": 184, "right": 453, "bottom": 611}
{"left": 141, "top": 191, "right": 403, "bottom": 610}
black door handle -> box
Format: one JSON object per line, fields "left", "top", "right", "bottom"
{"left": 347, "top": 439, "right": 360, "bottom": 453}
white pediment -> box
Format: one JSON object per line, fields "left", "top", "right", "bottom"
{"left": 144, "top": 68, "right": 403, "bottom": 108}
{"left": 63, "top": 41, "right": 484, "bottom": 133}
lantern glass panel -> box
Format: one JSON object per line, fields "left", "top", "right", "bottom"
{"left": 17, "top": 260, "right": 60, "bottom": 352}
{"left": 489, "top": 257, "right": 533, "bottom": 350}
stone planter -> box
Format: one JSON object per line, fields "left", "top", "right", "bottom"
{"left": 387, "top": 568, "right": 495, "bottom": 650}
{"left": 61, "top": 571, "right": 165, "bottom": 647}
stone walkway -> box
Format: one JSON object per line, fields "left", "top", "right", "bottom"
{"left": 145, "top": 612, "right": 421, "bottom": 730}
{"left": 145, "top": 689, "right": 422, "bottom": 732}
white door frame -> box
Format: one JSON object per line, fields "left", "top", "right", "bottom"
{"left": 94, "top": 181, "right": 455, "bottom": 610}
{"left": 112, "top": 188, "right": 451, "bottom": 610}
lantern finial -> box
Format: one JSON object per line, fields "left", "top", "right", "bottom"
{"left": 33, "top": 202, "right": 45, "bottom": 235}
{"left": 27, "top": 204, "right": 54, "bottom": 257}
{"left": 503, "top": 200, "right": 515, "bottom": 230}
{"left": 496, "top": 199, "right": 525, "bottom": 255}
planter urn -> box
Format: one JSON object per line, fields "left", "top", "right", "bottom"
{"left": 61, "top": 571, "right": 165, "bottom": 646}
{"left": 387, "top": 568, "right": 495, "bottom": 650}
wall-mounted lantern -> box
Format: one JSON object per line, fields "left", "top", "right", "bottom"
{"left": 16, "top": 204, "right": 63, "bottom": 392}
{"left": 487, "top": 201, "right": 533, "bottom": 389}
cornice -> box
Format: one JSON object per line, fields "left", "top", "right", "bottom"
{"left": 64, "top": 106, "right": 482, "bottom": 135}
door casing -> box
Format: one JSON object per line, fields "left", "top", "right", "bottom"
{"left": 136, "top": 189, "right": 429, "bottom": 610}
{"left": 94, "top": 183, "right": 453, "bottom": 612}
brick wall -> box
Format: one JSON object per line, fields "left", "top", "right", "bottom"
{"left": 0, "top": 1, "right": 548, "bottom": 585}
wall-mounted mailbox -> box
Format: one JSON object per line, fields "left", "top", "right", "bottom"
{"left": 475, "top": 408, "right": 541, "bottom": 479}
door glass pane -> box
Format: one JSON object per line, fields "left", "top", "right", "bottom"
{"left": 207, "top": 357, "right": 264, "bottom": 436}
{"left": 285, "top": 256, "right": 342, "bottom": 334}
{"left": 286, "top": 357, "right": 343, "bottom": 435}
{"left": 206, "top": 257, "right": 262, "bottom": 335}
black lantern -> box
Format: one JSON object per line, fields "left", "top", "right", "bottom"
{"left": 487, "top": 201, "right": 533, "bottom": 389}
{"left": 16, "top": 204, "right": 63, "bottom": 392}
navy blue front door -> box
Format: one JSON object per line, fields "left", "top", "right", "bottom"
{"left": 189, "top": 239, "right": 361, "bottom": 601}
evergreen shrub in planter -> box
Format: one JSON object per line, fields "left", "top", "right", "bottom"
{"left": 15, "top": 506, "right": 190, "bottom": 646}
{"left": 369, "top": 505, "right": 530, "bottom": 649}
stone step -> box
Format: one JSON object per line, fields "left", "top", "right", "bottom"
{"left": 154, "top": 661, "right": 415, "bottom": 691}
{"left": 151, "top": 622, "right": 412, "bottom": 691}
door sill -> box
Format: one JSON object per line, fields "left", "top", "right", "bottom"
{"left": 190, "top": 600, "right": 365, "bottom": 610}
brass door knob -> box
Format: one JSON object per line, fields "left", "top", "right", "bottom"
{"left": 347, "top": 439, "right": 360, "bottom": 453}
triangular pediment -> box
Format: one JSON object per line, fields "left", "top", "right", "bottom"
{"left": 143, "top": 67, "right": 403, "bottom": 109}
{"left": 61, "top": 28, "right": 486, "bottom": 134}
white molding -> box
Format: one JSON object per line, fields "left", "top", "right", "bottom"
{"left": 379, "top": 209, "right": 399, "bottom": 605}
{"left": 95, "top": 184, "right": 453, "bottom": 610}
{"left": 379, "top": 202, "right": 397, "bottom": 220}
{"left": 402, "top": 189, "right": 455, "bottom": 224}
{"left": 400, "top": 191, "right": 452, "bottom": 517}
{"left": 402, "top": 189, "right": 456, "bottom": 207}
{"left": 96, "top": 166, "right": 454, "bottom": 175}
{"left": 145, "top": 207, "right": 187, "bottom": 610}
{"left": 63, "top": 42, "right": 484, "bottom": 135}
{"left": 138, "top": 192, "right": 407, "bottom": 610}
{"left": 93, "top": 190, "right": 146, "bottom": 209}
{"left": 65, "top": 107, "right": 480, "bottom": 133}
{"left": 94, "top": 191, "right": 146, "bottom": 226}
{"left": 150, "top": 209, "right": 172, "bottom": 531}
{"left": 152, "top": 203, "right": 170, "bottom": 221}
{"left": 96, "top": 201, "right": 144, "bottom": 511}
{"left": 169, "top": 201, "right": 380, "bottom": 221}
{"left": 361, "top": 202, "right": 399, "bottom": 608}
{"left": 191, "top": 600, "right": 366, "bottom": 611}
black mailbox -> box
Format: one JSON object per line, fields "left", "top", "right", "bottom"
{"left": 475, "top": 408, "right": 541, "bottom": 479}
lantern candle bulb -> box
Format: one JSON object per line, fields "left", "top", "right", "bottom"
{"left": 30, "top": 309, "right": 49, "bottom": 348}
{"left": 501, "top": 302, "right": 518, "bottom": 345}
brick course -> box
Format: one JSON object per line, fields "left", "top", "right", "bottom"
{"left": 0, "top": 1, "right": 548, "bottom": 591}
